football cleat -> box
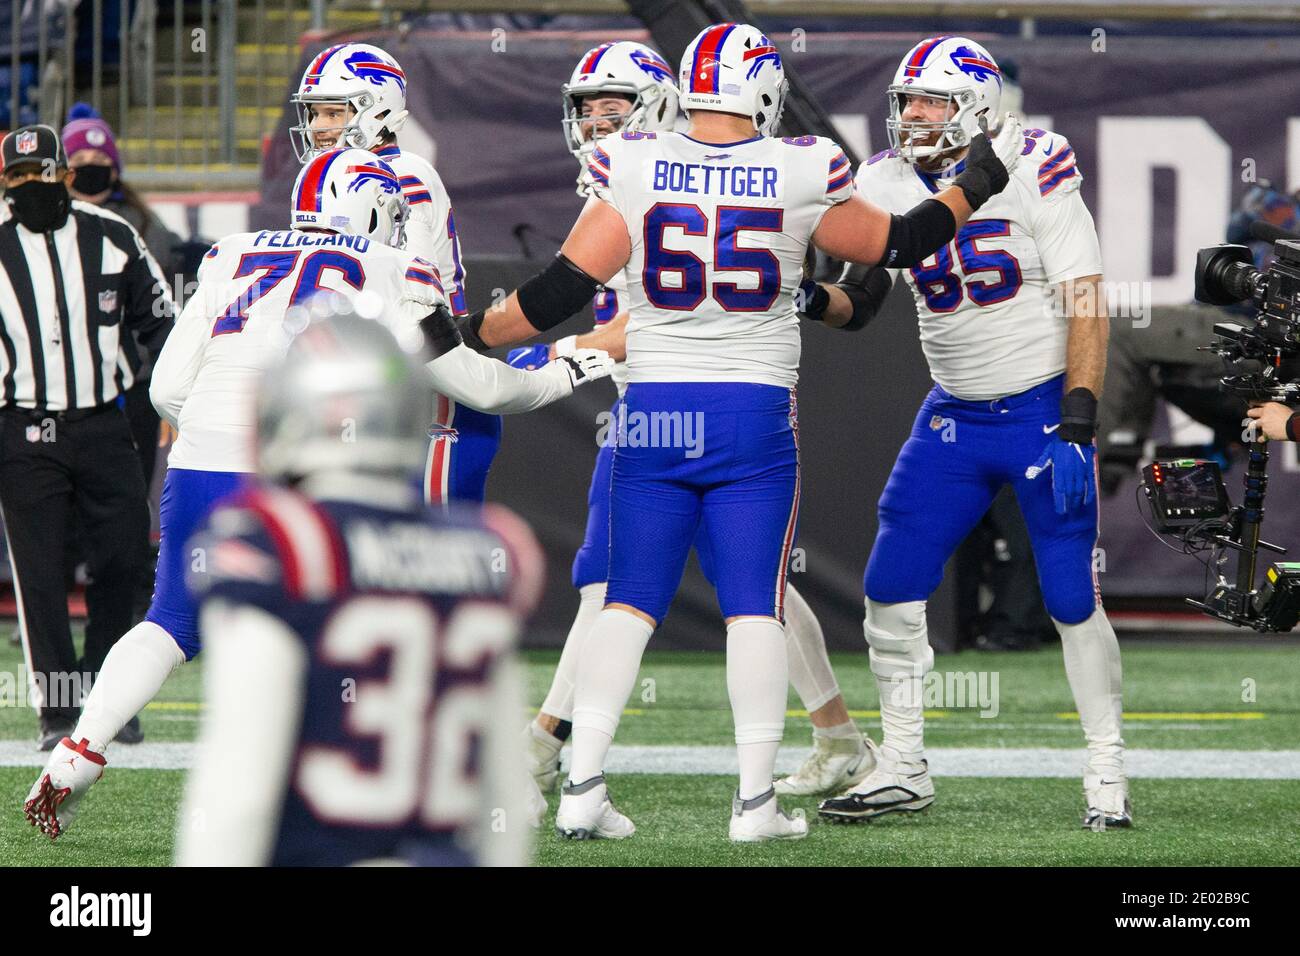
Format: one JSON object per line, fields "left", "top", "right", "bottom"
{"left": 1082, "top": 772, "right": 1133, "bottom": 830}
{"left": 818, "top": 752, "right": 935, "bottom": 823}
{"left": 554, "top": 774, "right": 635, "bottom": 840}
{"left": 776, "top": 733, "right": 879, "bottom": 796}
{"left": 24, "top": 738, "right": 106, "bottom": 840}
{"left": 729, "top": 787, "right": 809, "bottom": 843}
{"left": 525, "top": 721, "right": 564, "bottom": 793}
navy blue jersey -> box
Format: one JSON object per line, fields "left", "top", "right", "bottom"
{"left": 188, "top": 483, "right": 541, "bottom": 866}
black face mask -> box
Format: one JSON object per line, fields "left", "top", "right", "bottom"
{"left": 5, "top": 180, "right": 71, "bottom": 233}
{"left": 71, "top": 164, "right": 115, "bottom": 197}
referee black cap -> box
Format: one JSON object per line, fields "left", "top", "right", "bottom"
{"left": 1, "top": 125, "right": 66, "bottom": 176}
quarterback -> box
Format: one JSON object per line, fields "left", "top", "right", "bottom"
{"left": 811, "top": 36, "right": 1129, "bottom": 829}
{"left": 290, "top": 42, "right": 498, "bottom": 505}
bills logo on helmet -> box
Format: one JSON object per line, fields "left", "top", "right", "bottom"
{"left": 742, "top": 39, "right": 780, "bottom": 80}
{"left": 949, "top": 45, "right": 1001, "bottom": 85}
{"left": 629, "top": 48, "right": 674, "bottom": 82}
{"left": 15, "top": 130, "right": 37, "bottom": 154}
{"left": 344, "top": 163, "right": 400, "bottom": 195}
{"left": 343, "top": 50, "right": 406, "bottom": 95}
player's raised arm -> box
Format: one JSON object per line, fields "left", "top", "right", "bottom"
{"left": 457, "top": 196, "right": 632, "bottom": 350}
{"left": 811, "top": 119, "right": 1022, "bottom": 270}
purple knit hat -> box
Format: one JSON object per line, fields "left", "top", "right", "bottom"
{"left": 61, "top": 103, "right": 122, "bottom": 173}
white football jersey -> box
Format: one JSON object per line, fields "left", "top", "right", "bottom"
{"left": 588, "top": 130, "right": 854, "bottom": 388}
{"left": 855, "top": 129, "right": 1102, "bottom": 401}
{"left": 376, "top": 145, "right": 469, "bottom": 314}
{"left": 153, "top": 229, "right": 444, "bottom": 473}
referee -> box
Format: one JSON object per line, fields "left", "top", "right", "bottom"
{"left": 0, "top": 125, "right": 174, "bottom": 749}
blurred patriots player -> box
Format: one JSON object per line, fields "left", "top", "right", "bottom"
{"left": 808, "top": 37, "right": 1129, "bottom": 829}
{"left": 22, "top": 150, "right": 610, "bottom": 840}
{"left": 454, "top": 22, "right": 1019, "bottom": 840}
{"left": 175, "top": 310, "right": 539, "bottom": 866}
{"left": 514, "top": 40, "right": 877, "bottom": 807}
{"left": 291, "top": 42, "right": 496, "bottom": 507}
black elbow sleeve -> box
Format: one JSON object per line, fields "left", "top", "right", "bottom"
{"left": 419, "top": 304, "right": 464, "bottom": 358}
{"left": 835, "top": 264, "right": 894, "bottom": 331}
{"left": 516, "top": 253, "right": 601, "bottom": 333}
{"left": 881, "top": 199, "right": 956, "bottom": 269}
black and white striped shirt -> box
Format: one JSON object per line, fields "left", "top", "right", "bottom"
{"left": 0, "top": 201, "right": 174, "bottom": 411}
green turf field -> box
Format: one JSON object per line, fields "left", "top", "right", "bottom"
{"left": 3, "top": 630, "right": 1299, "bottom": 866}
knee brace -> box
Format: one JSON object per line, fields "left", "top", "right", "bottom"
{"left": 864, "top": 598, "right": 934, "bottom": 681}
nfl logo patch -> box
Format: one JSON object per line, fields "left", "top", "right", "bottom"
{"left": 16, "top": 130, "right": 38, "bottom": 155}
{"left": 25, "top": 425, "right": 40, "bottom": 443}
{"left": 98, "top": 289, "right": 117, "bottom": 313}
{"left": 929, "top": 415, "right": 944, "bottom": 431}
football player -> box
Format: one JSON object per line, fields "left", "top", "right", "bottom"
{"left": 515, "top": 41, "right": 877, "bottom": 809}
{"left": 452, "top": 22, "right": 1019, "bottom": 840}
{"left": 174, "top": 309, "right": 538, "bottom": 866}
{"left": 291, "top": 42, "right": 497, "bottom": 506}
{"left": 810, "top": 37, "right": 1129, "bottom": 829}
{"left": 22, "top": 151, "right": 611, "bottom": 840}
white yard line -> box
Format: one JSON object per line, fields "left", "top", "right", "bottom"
{"left": 3, "top": 742, "right": 1300, "bottom": 779}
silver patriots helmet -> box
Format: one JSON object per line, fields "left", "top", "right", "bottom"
{"left": 255, "top": 304, "right": 432, "bottom": 483}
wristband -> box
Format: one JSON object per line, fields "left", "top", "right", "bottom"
{"left": 797, "top": 278, "right": 830, "bottom": 321}
{"left": 554, "top": 335, "right": 578, "bottom": 358}
{"left": 1058, "top": 387, "right": 1098, "bottom": 444}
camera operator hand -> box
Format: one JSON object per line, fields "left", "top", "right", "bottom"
{"left": 1246, "top": 402, "right": 1300, "bottom": 442}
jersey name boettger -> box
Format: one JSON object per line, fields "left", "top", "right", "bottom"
{"left": 647, "top": 159, "right": 781, "bottom": 200}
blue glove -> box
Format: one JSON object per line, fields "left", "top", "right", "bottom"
{"left": 506, "top": 344, "right": 550, "bottom": 370}
{"left": 1026, "top": 431, "right": 1096, "bottom": 515}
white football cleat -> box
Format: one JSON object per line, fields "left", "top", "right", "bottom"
{"left": 24, "top": 737, "right": 106, "bottom": 840}
{"left": 554, "top": 774, "right": 635, "bottom": 840}
{"left": 1082, "top": 772, "right": 1133, "bottom": 830}
{"left": 729, "top": 787, "right": 808, "bottom": 843}
{"left": 776, "top": 734, "right": 879, "bottom": 796}
{"left": 818, "top": 749, "right": 935, "bottom": 823}
{"left": 524, "top": 721, "right": 564, "bottom": 793}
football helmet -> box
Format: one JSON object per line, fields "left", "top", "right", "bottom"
{"left": 677, "top": 23, "right": 786, "bottom": 137}
{"left": 290, "top": 43, "right": 410, "bottom": 163}
{"left": 290, "top": 147, "right": 407, "bottom": 247}
{"left": 886, "top": 36, "right": 1003, "bottom": 169}
{"left": 561, "top": 41, "right": 679, "bottom": 162}
{"left": 256, "top": 307, "right": 433, "bottom": 483}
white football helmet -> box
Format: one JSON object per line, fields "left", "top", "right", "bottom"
{"left": 677, "top": 23, "right": 786, "bottom": 137}
{"left": 561, "top": 41, "right": 679, "bottom": 163}
{"left": 290, "top": 147, "right": 407, "bottom": 247}
{"left": 290, "top": 43, "right": 410, "bottom": 163}
{"left": 257, "top": 308, "right": 433, "bottom": 483}
{"left": 886, "top": 36, "right": 1003, "bottom": 169}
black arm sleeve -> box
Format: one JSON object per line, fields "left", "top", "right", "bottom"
{"left": 456, "top": 311, "right": 489, "bottom": 353}
{"left": 880, "top": 199, "right": 957, "bottom": 269}
{"left": 834, "top": 262, "right": 895, "bottom": 331}
{"left": 418, "top": 304, "right": 464, "bottom": 359}
{"left": 515, "top": 253, "right": 602, "bottom": 333}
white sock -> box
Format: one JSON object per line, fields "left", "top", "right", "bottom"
{"left": 1055, "top": 608, "right": 1125, "bottom": 777}
{"left": 568, "top": 608, "right": 653, "bottom": 784}
{"left": 539, "top": 582, "right": 606, "bottom": 722}
{"left": 814, "top": 720, "right": 860, "bottom": 741}
{"left": 784, "top": 582, "right": 841, "bottom": 713}
{"left": 75, "top": 621, "right": 186, "bottom": 753}
{"left": 865, "top": 599, "right": 932, "bottom": 765}
{"left": 727, "top": 617, "right": 788, "bottom": 801}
